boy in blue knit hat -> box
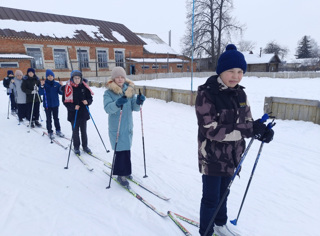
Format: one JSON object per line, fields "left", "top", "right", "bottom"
{"left": 3, "top": 70, "right": 17, "bottom": 114}
{"left": 38, "top": 69, "right": 64, "bottom": 140}
{"left": 195, "top": 44, "right": 274, "bottom": 236}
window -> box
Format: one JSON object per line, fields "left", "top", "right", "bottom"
{"left": 152, "top": 64, "right": 159, "bottom": 69}
{"left": 115, "top": 50, "right": 124, "bottom": 67}
{"left": 54, "top": 49, "right": 68, "bottom": 69}
{"left": 97, "top": 50, "right": 108, "bottom": 68}
{"left": 0, "top": 62, "right": 19, "bottom": 68}
{"left": 177, "top": 64, "right": 183, "bottom": 68}
{"left": 26, "top": 48, "right": 44, "bottom": 69}
{"left": 77, "top": 49, "right": 89, "bottom": 68}
{"left": 161, "top": 65, "right": 168, "bottom": 69}
{"left": 141, "top": 65, "right": 150, "bottom": 69}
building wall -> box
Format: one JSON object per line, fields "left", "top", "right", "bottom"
{"left": 0, "top": 37, "right": 144, "bottom": 80}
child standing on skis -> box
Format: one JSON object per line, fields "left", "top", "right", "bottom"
{"left": 103, "top": 67, "right": 145, "bottom": 187}
{"left": 195, "top": 44, "right": 274, "bottom": 236}
{"left": 3, "top": 70, "right": 17, "bottom": 114}
{"left": 9, "top": 70, "right": 27, "bottom": 122}
{"left": 61, "top": 70, "right": 94, "bottom": 155}
{"left": 38, "top": 69, "right": 64, "bottom": 140}
{"left": 21, "top": 68, "right": 42, "bottom": 128}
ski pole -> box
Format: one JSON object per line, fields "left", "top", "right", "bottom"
{"left": 42, "top": 78, "right": 48, "bottom": 110}
{"left": 203, "top": 113, "right": 270, "bottom": 236}
{"left": 85, "top": 105, "right": 110, "bottom": 153}
{"left": 106, "top": 102, "right": 125, "bottom": 189}
{"left": 36, "top": 90, "right": 43, "bottom": 122}
{"left": 139, "top": 89, "right": 148, "bottom": 178}
{"left": 64, "top": 109, "right": 78, "bottom": 169}
{"left": 27, "top": 85, "right": 37, "bottom": 133}
{"left": 230, "top": 121, "right": 276, "bottom": 226}
{"left": 7, "top": 90, "right": 11, "bottom": 119}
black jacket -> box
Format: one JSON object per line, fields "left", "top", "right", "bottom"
{"left": 21, "top": 75, "right": 41, "bottom": 103}
{"left": 62, "top": 82, "right": 93, "bottom": 122}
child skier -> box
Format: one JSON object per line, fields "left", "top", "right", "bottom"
{"left": 61, "top": 70, "right": 94, "bottom": 155}
{"left": 3, "top": 70, "right": 17, "bottom": 114}
{"left": 9, "top": 70, "right": 27, "bottom": 122}
{"left": 195, "top": 44, "right": 274, "bottom": 236}
{"left": 38, "top": 69, "right": 64, "bottom": 140}
{"left": 103, "top": 66, "right": 145, "bottom": 187}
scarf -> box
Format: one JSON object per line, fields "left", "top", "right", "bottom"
{"left": 64, "top": 80, "right": 94, "bottom": 103}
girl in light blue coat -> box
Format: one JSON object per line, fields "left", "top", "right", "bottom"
{"left": 103, "top": 67, "right": 145, "bottom": 186}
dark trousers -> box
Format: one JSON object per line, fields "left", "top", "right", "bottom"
{"left": 10, "top": 93, "right": 17, "bottom": 110}
{"left": 71, "top": 119, "right": 88, "bottom": 150}
{"left": 199, "top": 175, "right": 232, "bottom": 236}
{"left": 17, "top": 103, "right": 27, "bottom": 120}
{"left": 113, "top": 150, "right": 131, "bottom": 176}
{"left": 26, "top": 102, "right": 40, "bottom": 121}
{"left": 45, "top": 106, "right": 61, "bottom": 133}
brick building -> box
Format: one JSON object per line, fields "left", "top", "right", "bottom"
{"left": 0, "top": 6, "right": 194, "bottom": 80}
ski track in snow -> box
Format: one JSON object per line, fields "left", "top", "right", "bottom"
{"left": 1, "top": 76, "right": 320, "bottom": 236}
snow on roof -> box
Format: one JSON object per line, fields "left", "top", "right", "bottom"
{"left": 243, "top": 52, "right": 277, "bottom": 64}
{"left": 111, "top": 30, "right": 127, "bottom": 43}
{"left": 136, "top": 33, "right": 178, "bottom": 55}
{"left": 0, "top": 54, "right": 33, "bottom": 59}
{"left": 128, "top": 58, "right": 187, "bottom": 63}
{"left": 0, "top": 19, "right": 114, "bottom": 41}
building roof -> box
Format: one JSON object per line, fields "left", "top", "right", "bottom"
{"left": 0, "top": 6, "right": 146, "bottom": 45}
{"left": 0, "top": 54, "right": 33, "bottom": 59}
{"left": 243, "top": 52, "right": 281, "bottom": 64}
{"left": 135, "top": 33, "right": 178, "bottom": 55}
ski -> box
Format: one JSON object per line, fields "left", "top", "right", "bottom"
{"left": 103, "top": 169, "right": 167, "bottom": 218}
{"left": 42, "top": 131, "right": 68, "bottom": 150}
{"left": 84, "top": 151, "right": 111, "bottom": 166}
{"left": 173, "top": 212, "right": 200, "bottom": 228}
{"left": 40, "top": 126, "right": 71, "bottom": 141}
{"left": 102, "top": 162, "right": 170, "bottom": 201}
{"left": 73, "top": 151, "right": 94, "bottom": 171}
{"left": 168, "top": 211, "right": 192, "bottom": 236}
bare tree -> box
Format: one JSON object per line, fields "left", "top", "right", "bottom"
{"left": 263, "top": 40, "right": 288, "bottom": 59}
{"left": 237, "top": 40, "right": 256, "bottom": 52}
{"left": 181, "top": 0, "right": 244, "bottom": 70}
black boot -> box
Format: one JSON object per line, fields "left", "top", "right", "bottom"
{"left": 117, "top": 176, "right": 129, "bottom": 187}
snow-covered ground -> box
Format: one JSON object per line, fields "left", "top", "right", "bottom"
{"left": 1, "top": 76, "right": 319, "bottom": 236}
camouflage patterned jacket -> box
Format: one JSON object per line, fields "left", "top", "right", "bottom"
{"left": 195, "top": 75, "right": 254, "bottom": 176}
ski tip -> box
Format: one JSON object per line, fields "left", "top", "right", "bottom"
{"left": 230, "top": 219, "right": 237, "bottom": 226}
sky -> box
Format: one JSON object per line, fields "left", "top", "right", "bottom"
{"left": 1, "top": 76, "right": 320, "bottom": 236}
{"left": 1, "top": 0, "right": 320, "bottom": 59}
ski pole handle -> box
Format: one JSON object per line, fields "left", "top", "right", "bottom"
{"left": 260, "top": 113, "right": 269, "bottom": 123}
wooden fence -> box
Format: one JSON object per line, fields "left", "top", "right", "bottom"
{"left": 264, "top": 97, "right": 320, "bottom": 125}
{"left": 88, "top": 81, "right": 320, "bottom": 125}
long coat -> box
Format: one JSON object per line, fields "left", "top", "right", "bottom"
{"left": 9, "top": 78, "right": 26, "bottom": 104}
{"left": 103, "top": 78, "right": 140, "bottom": 151}
{"left": 38, "top": 79, "right": 62, "bottom": 108}
{"left": 195, "top": 75, "right": 254, "bottom": 177}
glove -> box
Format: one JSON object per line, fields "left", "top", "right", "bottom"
{"left": 116, "top": 96, "right": 128, "bottom": 107}
{"left": 253, "top": 119, "right": 267, "bottom": 140}
{"left": 136, "top": 94, "right": 146, "bottom": 105}
{"left": 261, "top": 129, "right": 274, "bottom": 143}
{"left": 31, "top": 90, "right": 37, "bottom": 94}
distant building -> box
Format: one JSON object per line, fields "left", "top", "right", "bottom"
{"left": 195, "top": 51, "right": 282, "bottom": 72}
{"left": 127, "top": 33, "right": 195, "bottom": 74}
{"left": 281, "top": 58, "right": 320, "bottom": 71}
{"left": 0, "top": 6, "right": 194, "bottom": 80}
{"left": 244, "top": 51, "right": 282, "bottom": 72}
